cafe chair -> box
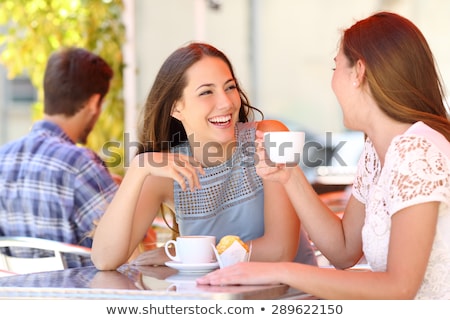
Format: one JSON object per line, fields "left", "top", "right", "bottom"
{"left": 0, "top": 236, "right": 91, "bottom": 274}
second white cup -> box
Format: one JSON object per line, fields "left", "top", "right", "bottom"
{"left": 263, "top": 131, "right": 305, "bottom": 165}
{"left": 164, "top": 235, "right": 216, "bottom": 264}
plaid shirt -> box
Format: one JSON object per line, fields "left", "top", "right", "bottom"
{"left": 0, "top": 120, "right": 118, "bottom": 267}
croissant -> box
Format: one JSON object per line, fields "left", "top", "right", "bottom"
{"left": 216, "top": 235, "right": 249, "bottom": 254}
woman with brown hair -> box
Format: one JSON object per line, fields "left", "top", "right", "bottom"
{"left": 92, "top": 42, "right": 317, "bottom": 270}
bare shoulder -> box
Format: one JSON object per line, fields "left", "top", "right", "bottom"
{"left": 256, "top": 119, "right": 289, "bottom": 132}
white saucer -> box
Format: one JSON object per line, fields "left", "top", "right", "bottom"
{"left": 165, "top": 261, "right": 219, "bottom": 273}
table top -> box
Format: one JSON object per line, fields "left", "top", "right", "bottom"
{"left": 0, "top": 264, "right": 312, "bottom": 300}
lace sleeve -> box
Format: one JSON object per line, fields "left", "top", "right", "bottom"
{"left": 352, "top": 138, "right": 379, "bottom": 205}
{"left": 384, "top": 135, "right": 450, "bottom": 216}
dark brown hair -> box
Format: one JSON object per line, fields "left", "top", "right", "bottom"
{"left": 342, "top": 11, "right": 450, "bottom": 141}
{"left": 43, "top": 47, "right": 113, "bottom": 116}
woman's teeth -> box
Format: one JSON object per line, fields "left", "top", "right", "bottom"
{"left": 209, "top": 115, "right": 231, "bottom": 124}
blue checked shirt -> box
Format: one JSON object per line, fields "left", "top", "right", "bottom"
{"left": 0, "top": 120, "right": 118, "bottom": 267}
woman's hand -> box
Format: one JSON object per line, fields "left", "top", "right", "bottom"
{"left": 255, "top": 130, "right": 293, "bottom": 184}
{"left": 135, "top": 152, "right": 205, "bottom": 192}
{"left": 196, "top": 262, "right": 282, "bottom": 286}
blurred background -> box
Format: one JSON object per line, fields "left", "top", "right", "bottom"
{"left": 1, "top": 0, "right": 449, "bottom": 181}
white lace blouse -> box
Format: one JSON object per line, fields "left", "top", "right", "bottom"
{"left": 352, "top": 121, "right": 450, "bottom": 299}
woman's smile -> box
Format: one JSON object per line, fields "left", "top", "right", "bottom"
{"left": 208, "top": 114, "right": 233, "bottom": 128}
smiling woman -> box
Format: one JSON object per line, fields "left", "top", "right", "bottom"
{"left": 91, "top": 42, "right": 317, "bottom": 271}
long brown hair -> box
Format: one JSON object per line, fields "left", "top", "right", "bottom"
{"left": 136, "top": 42, "right": 263, "bottom": 154}
{"left": 342, "top": 11, "right": 450, "bottom": 141}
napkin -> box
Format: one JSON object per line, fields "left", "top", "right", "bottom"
{"left": 212, "top": 241, "right": 252, "bottom": 268}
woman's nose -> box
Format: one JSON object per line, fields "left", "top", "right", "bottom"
{"left": 216, "top": 90, "right": 233, "bottom": 109}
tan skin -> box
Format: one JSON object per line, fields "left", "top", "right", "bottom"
{"left": 44, "top": 94, "right": 102, "bottom": 144}
{"left": 91, "top": 56, "right": 300, "bottom": 270}
{"left": 197, "top": 47, "right": 438, "bottom": 299}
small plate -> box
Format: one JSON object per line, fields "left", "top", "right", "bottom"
{"left": 165, "top": 261, "right": 219, "bottom": 273}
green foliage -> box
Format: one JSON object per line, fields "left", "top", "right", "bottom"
{"left": 0, "top": 0, "right": 125, "bottom": 175}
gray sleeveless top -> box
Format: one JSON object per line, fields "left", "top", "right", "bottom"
{"left": 172, "top": 122, "right": 317, "bottom": 265}
{"left": 172, "top": 122, "right": 263, "bottom": 241}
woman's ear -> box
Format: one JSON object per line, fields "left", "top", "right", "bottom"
{"left": 354, "top": 59, "right": 366, "bottom": 86}
{"left": 171, "top": 100, "right": 183, "bottom": 121}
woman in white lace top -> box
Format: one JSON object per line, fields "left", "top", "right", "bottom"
{"left": 198, "top": 12, "right": 450, "bottom": 299}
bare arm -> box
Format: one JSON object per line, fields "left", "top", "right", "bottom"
{"left": 283, "top": 168, "right": 365, "bottom": 268}
{"left": 91, "top": 152, "right": 204, "bottom": 270}
{"left": 91, "top": 160, "right": 167, "bottom": 270}
{"left": 254, "top": 129, "right": 364, "bottom": 268}
{"left": 249, "top": 178, "right": 300, "bottom": 261}
{"left": 248, "top": 120, "right": 300, "bottom": 262}
{"left": 198, "top": 201, "right": 438, "bottom": 299}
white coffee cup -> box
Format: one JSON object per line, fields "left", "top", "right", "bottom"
{"left": 263, "top": 131, "right": 305, "bottom": 165}
{"left": 164, "top": 235, "right": 216, "bottom": 264}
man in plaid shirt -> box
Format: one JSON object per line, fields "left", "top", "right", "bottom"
{"left": 0, "top": 47, "right": 118, "bottom": 268}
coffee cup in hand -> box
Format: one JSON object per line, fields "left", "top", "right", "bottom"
{"left": 164, "top": 235, "right": 216, "bottom": 264}
{"left": 263, "top": 131, "right": 305, "bottom": 165}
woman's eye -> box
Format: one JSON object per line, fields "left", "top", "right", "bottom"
{"left": 199, "top": 90, "right": 213, "bottom": 96}
{"left": 331, "top": 67, "right": 336, "bottom": 71}
{"left": 226, "top": 84, "right": 237, "bottom": 91}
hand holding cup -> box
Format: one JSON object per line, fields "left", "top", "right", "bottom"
{"left": 263, "top": 131, "right": 305, "bottom": 165}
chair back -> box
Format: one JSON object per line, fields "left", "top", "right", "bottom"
{"left": 0, "top": 236, "right": 91, "bottom": 274}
